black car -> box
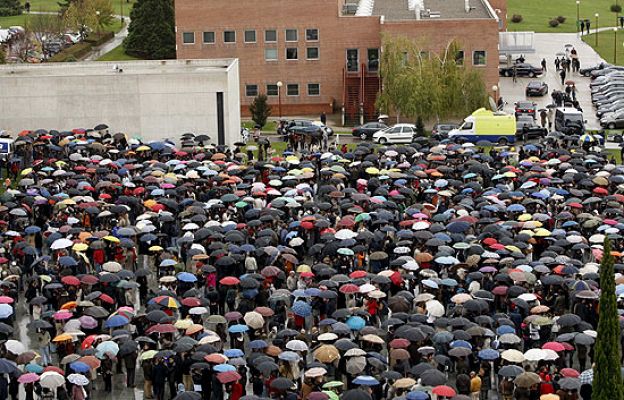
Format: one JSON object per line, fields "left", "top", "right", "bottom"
{"left": 580, "top": 61, "right": 612, "bottom": 77}
{"left": 525, "top": 81, "right": 548, "bottom": 96}
{"left": 499, "top": 63, "right": 544, "bottom": 78}
{"left": 286, "top": 119, "right": 334, "bottom": 136}
{"left": 431, "top": 123, "right": 459, "bottom": 140}
{"left": 516, "top": 118, "right": 547, "bottom": 140}
{"left": 351, "top": 122, "right": 388, "bottom": 140}
{"left": 515, "top": 101, "right": 537, "bottom": 119}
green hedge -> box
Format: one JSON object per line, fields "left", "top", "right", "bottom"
{"left": 84, "top": 31, "right": 114, "bottom": 46}
{"left": 0, "top": 7, "right": 21, "bottom": 16}
{"left": 48, "top": 42, "right": 93, "bottom": 62}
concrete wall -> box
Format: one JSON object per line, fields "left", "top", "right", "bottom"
{"left": 0, "top": 59, "right": 241, "bottom": 146}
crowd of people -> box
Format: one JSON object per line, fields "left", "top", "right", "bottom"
{"left": 0, "top": 125, "right": 618, "bottom": 400}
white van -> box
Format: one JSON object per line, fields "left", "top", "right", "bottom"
{"left": 0, "top": 138, "right": 14, "bottom": 160}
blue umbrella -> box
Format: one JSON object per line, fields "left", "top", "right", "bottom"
{"left": 446, "top": 221, "right": 470, "bottom": 233}
{"left": 224, "top": 349, "right": 244, "bottom": 358}
{"left": 140, "top": 233, "right": 158, "bottom": 242}
{"left": 406, "top": 391, "right": 430, "bottom": 400}
{"left": 346, "top": 316, "right": 366, "bottom": 331}
{"left": 160, "top": 259, "right": 177, "bottom": 267}
{"left": 58, "top": 256, "right": 78, "bottom": 267}
{"left": 240, "top": 244, "right": 255, "bottom": 252}
{"left": 242, "top": 289, "right": 259, "bottom": 299}
{"left": 450, "top": 340, "right": 472, "bottom": 349}
{"left": 104, "top": 315, "right": 129, "bottom": 328}
{"left": 228, "top": 324, "right": 249, "bottom": 334}
{"left": 353, "top": 376, "right": 380, "bottom": 386}
{"left": 496, "top": 325, "right": 516, "bottom": 335}
{"left": 69, "top": 361, "right": 91, "bottom": 373}
{"left": 0, "top": 304, "right": 13, "bottom": 318}
{"left": 213, "top": 364, "right": 236, "bottom": 372}
{"left": 478, "top": 349, "right": 500, "bottom": 360}
{"left": 25, "top": 362, "right": 43, "bottom": 374}
{"left": 24, "top": 226, "right": 41, "bottom": 235}
{"left": 507, "top": 204, "right": 526, "bottom": 213}
{"left": 249, "top": 340, "right": 268, "bottom": 349}
{"left": 177, "top": 272, "right": 197, "bottom": 282}
{"left": 292, "top": 301, "right": 312, "bottom": 317}
{"left": 278, "top": 351, "right": 301, "bottom": 362}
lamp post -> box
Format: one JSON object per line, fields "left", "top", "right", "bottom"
{"left": 492, "top": 85, "right": 499, "bottom": 107}
{"left": 615, "top": 27, "right": 619, "bottom": 64}
{"left": 276, "top": 81, "right": 283, "bottom": 119}
{"left": 120, "top": 0, "right": 124, "bottom": 23}
{"left": 576, "top": 1, "right": 580, "bottom": 34}
{"left": 596, "top": 13, "right": 600, "bottom": 47}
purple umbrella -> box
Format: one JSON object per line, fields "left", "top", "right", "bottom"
{"left": 79, "top": 315, "right": 98, "bottom": 329}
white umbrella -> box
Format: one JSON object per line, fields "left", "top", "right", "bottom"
{"left": 345, "top": 348, "right": 367, "bottom": 357}
{"left": 359, "top": 283, "right": 376, "bottom": 294}
{"left": 4, "top": 340, "right": 25, "bottom": 355}
{"left": 451, "top": 293, "right": 472, "bottom": 304}
{"left": 189, "top": 307, "right": 208, "bottom": 315}
{"left": 304, "top": 367, "right": 327, "bottom": 378}
{"left": 102, "top": 261, "right": 122, "bottom": 273}
{"left": 40, "top": 371, "right": 66, "bottom": 388}
{"left": 285, "top": 340, "right": 308, "bottom": 352}
{"left": 523, "top": 348, "right": 547, "bottom": 361}
{"left": 243, "top": 311, "right": 264, "bottom": 330}
{"left": 182, "top": 223, "right": 200, "bottom": 231}
{"left": 425, "top": 300, "right": 445, "bottom": 317}
{"left": 67, "top": 373, "right": 89, "bottom": 386}
{"left": 542, "top": 349, "right": 559, "bottom": 360}
{"left": 368, "top": 290, "right": 386, "bottom": 299}
{"left": 51, "top": 238, "right": 73, "bottom": 250}
{"left": 335, "top": 229, "right": 357, "bottom": 240}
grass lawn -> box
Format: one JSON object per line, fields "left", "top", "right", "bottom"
{"left": 23, "top": 0, "right": 135, "bottom": 14}
{"left": 508, "top": 0, "right": 622, "bottom": 33}
{"left": 583, "top": 31, "right": 624, "bottom": 65}
{"left": 97, "top": 43, "right": 140, "bottom": 61}
{"left": 0, "top": 14, "right": 28, "bottom": 28}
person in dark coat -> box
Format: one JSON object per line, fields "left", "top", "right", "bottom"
{"left": 101, "top": 356, "right": 113, "bottom": 392}
{"left": 123, "top": 351, "right": 138, "bottom": 388}
{"left": 152, "top": 358, "right": 168, "bottom": 400}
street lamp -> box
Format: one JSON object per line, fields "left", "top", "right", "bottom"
{"left": 120, "top": 0, "right": 124, "bottom": 23}
{"left": 615, "top": 27, "right": 619, "bottom": 64}
{"left": 576, "top": 1, "right": 580, "bottom": 34}
{"left": 276, "top": 81, "right": 283, "bottom": 119}
{"left": 492, "top": 85, "right": 499, "bottom": 107}
{"left": 596, "top": 13, "right": 600, "bottom": 47}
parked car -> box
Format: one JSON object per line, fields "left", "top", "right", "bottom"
{"left": 525, "top": 81, "right": 548, "bottom": 96}
{"left": 286, "top": 119, "right": 334, "bottom": 136}
{"left": 601, "top": 110, "right": 624, "bottom": 129}
{"left": 591, "top": 81, "right": 624, "bottom": 95}
{"left": 431, "top": 123, "right": 459, "bottom": 140}
{"left": 590, "top": 75, "right": 624, "bottom": 87}
{"left": 591, "top": 66, "right": 624, "bottom": 78}
{"left": 499, "top": 63, "right": 543, "bottom": 78}
{"left": 351, "top": 122, "right": 388, "bottom": 140}
{"left": 515, "top": 101, "right": 537, "bottom": 119}
{"left": 580, "top": 62, "right": 612, "bottom": 77}
{"left": 516, "top": 117, "right": 547, "bottom": 140}
{"left": 594, "top": 93, "right": 624, "bottom": 106}
{"left": 596, "top": 100, "right": 624, "bottom": 117}
{"left": 371, "top": 124, "right": 417, "bottom": 144}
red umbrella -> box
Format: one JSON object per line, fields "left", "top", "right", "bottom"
{"left": 389, "top": 338, "right": 410, "bottom": 349}
{"left": 492, "top": 286, "right": 508, "bottom": 296}
{"left": 204, "top": 353, "right": 227, "bottom": 364}
{"left": 542, "top": 342, "right": 565, "bottom": 352}
{"left": 349, "top": 271, "right": 368, "bottom": 279}
{"left": 181, "top": 298, "right": 201, "bottom": 307}
{"left": 81, "top": 335, "right": 97, "bottom": 350}
{"left": 217, "top": 371, "right": 241, "bottom": 384}
{"left": 339, "top": 284, "right": 359, "bottom": 294}
{"left": 255, "top": 306, "right": 274, "bottom": 317}
{"left": 80, "top": 275, "right": 99, "bottom": 285}
{"left": 0, "top": 296, "right": 14, "bottom": 304}
{"left": 224, "top": 311, "right": 242, "bottom": 321}
{"left": 99, "top": 294, "right": 114, "bottom": 304}
{"left": 261, "top": 266, "right": 281, "bottom": 278}
{"left": 146, "top": 324, "right": 177, "bottom": 334}
{"left": 220, "top": 277, "right": 240, "bottom": 286}
{"left": 43, "top": 366, "right": 65, "bottom": 375}
{"left": 61, "top": 276, "right": 81, "bottom": 286}
{"left": 432, "top": 385, "right": 456, "bottom": 397}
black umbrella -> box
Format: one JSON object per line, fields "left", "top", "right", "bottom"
{"left": 173, "top": 392, "right": 202, "bottom": 400}
{"left": 342, "top": 389, "right": 372, "bottom": 400}
{"left": 498, "top": 365, "right": 524, "bottom": 377}
{"left": 420, "top": 369, "right": 447, "bottom": 386}
{"left": 270, "top": 377, "right": 294, "bottom": 391}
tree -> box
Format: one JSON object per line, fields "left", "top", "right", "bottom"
{"left": 64, "top": 0, "right": 115, "bottom": 35}
{"left": 124, "top": 0, "right": 175, "bottom": 59}
{"left": 0, "top": 47, "right": 6, "bottom": 64}
{"left": 376, "top": 35, "right": 488, "bottom": 123}
{"left": 249, "top": 94, "right": 272, "bottom": 128}
{"left": 594, "top": 238, "right": 624, "bottom": 400}
{"left": 25, "top": 13, "right": 64, "bottom": 54}
{"left": 0, "top": 0, "right": 22, "bottom": 16}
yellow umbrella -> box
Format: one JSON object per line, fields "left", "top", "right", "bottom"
{"left": 517, "top": 214, "right": 532, "bottom": 222}
{"left": 534, "top": 228, "right": 551, "bottom": 237}
{"left": 20, "top": 168, "right": 33, "bottom": 176}
{"left": 174, "top": 319, "right": 193, "bottom": 329}
{"left": 296, "top": 264, "right": 311, "bottom": 273}
{"left": 505, "top": 245, "right": 522, "bottom": 253}
{"left": 60, "top": 199, "right": 77, "bottom": 206}
{"left": 149, "top": 245, "right": 164, "bottom": 252}
{"left": 103, "top": 236, "right": 120, "bottom": 243}
{"left": 522, "top": 221, "right": 542, "bottom": 229}
{"left": 365, "top": 167, "right": 380, "bottom": 175}
{"left": 53, "top": 333, "right": 73, "bottom": 343}
{"left": 136, "top": 145, "right": 151, "bottom": 152}
{"left": 72, "top": 243, "right": 88, "bottom": 252}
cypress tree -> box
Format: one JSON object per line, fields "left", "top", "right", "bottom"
{"left": 593, "top": 237, "right": 624, "bottom": 400}
{"left": 123, "top": 0, "right": 175, "bottom": 59}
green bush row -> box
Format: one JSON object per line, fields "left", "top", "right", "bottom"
{"left": 48, "top": 42, "right": 92, "bottom": 62}
{"left": 84, "top": 31, "right": 114, "bottom": 47}
{"left": 0, "top": 7, "right": 21, "bottom": 16}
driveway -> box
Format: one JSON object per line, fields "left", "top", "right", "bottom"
{"left": 498, "top": 32, "right": 606, "bottom": 130}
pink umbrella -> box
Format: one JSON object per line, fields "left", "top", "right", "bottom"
{"left": 79, "top": 316, "right": 98, "bottom": 329}
{"left": 0, "top": 296, "right": 14, "bottom": 304}
{"left": 18, "top": 373, "right": 40, "bottom": 384}
{"left": 54, "top": 311, "right": 73, "bottom": 321}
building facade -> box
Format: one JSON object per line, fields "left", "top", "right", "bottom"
{"left": 175, "top": 0, "right": 504, "bottom": 123}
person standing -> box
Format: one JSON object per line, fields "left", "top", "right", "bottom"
{"left": 541, "top": 58, "right": 547, "bottom": 72}
{"left": 540, "top": 109, "right": 548, "bottom": 128}
{"left": 36, "top": 330, "right": 51, "bottom": 366}
{"left": 101, "top": 355, "right": 113, "bottom": 393}
{"left": 586, "top": 19, "right": 591, "bottom": 35}
{"left": 554, "top": 57, "right": 560, "bottom": 71}
{"left": 560, "top": 68, "right": 566, "bottom": 85}
{"left": 124, "top": 350, "right": 138, "bottom": 388}
{"left": 512, "top": 65, "right": 517, "bottom": 83}
{"left": 470, "top": 371, "right": 482, "bottom": 400}
{"left": 320, "top": 112, "right": 327, "bottom": 125}
{"left": 580, "top": 19, "right": 585, "bottom": 34}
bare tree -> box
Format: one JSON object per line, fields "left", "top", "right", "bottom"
{"left": 25, "top": 13, "right": 64, "bottom": 57}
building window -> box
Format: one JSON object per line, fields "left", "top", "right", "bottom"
{"left": 265, "top": 48, "right": 278, "bottom": 61}
{"left": 455, "top": 50, "right": 464, "bottom": 65}
{"left": 265, "top": 29, "right": 277, "bottom": 42}
{"left": 368, "top": 48, "right": 379, "bottom": 72}
{"left": 223, "top": 31, "right": 236, "bottom": 43}
{"left": 473, "top": 50, "right": 486, "bottom": 66}
{"left": 346, "top": 48, "right": 359, "bottom": 72}
{"left": 306, "top": 28, "right": 318, "bottom": 41}
{"left": 286, "top": 48, "right": 298, "bottom": 60}
{"left": 182, "top": 32, "right": 194, "bottom": 44}
{"left": 308, "top": 83, "right": 320, "bottom": 96}
{"left": 244, "top": 30, "right": 256, "bottom": 43}
{"left": 245, "top": 84, "right": 258, "bottom": 97}
{"left": 267, "top": 84, "right": 278, "bottom": 96}
{"left": 287, "top": 84, "right": 299, "bottom": 96}
{"left": 285, "top": 29, "right": 298, "bottom": 42}
{"left": 203, "top": 31, "right": 215, "bottom": 44}
{"left": 306, "top": 47, "right": 319, "bottom": 60}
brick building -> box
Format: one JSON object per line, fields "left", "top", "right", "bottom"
{"left": 175, "top": 0, "right": 506, "bottom": 123}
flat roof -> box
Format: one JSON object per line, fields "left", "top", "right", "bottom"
{"left": 0, "top": 59, "right": 238, "bottom": 78}
{"left": 372, "top": 0, "right": 492, "bottom": 20}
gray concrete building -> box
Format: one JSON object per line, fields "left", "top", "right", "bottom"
{"left": 0, "top": 59, "right": 241, "bottom": 146}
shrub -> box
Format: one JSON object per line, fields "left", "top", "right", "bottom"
{"left": 611, "top": 4, "right": 622, "bottom": 12}
{"left": 511, "top": 14, "right": 523, "bottom": 23}
{"left": 556, "top": 15, "right": 566, "bottom": 23}
{"left": 549, "top": 19, "right": 560, "bottom": 27}
{"left": 415, "top": 116, "right": 425, "bottom": 136}
{"left": 249, "top": 94, "right": 272, "bottom": 128}
{"left": 84, "top": 31, "right": 114, "bottom": 47}
{"left": 48, "top": 42, "right": 92, "bottom": 62}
